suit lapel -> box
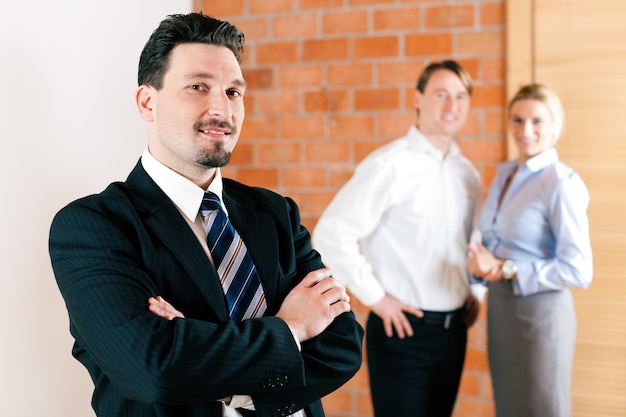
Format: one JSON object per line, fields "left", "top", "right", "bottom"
{"left": 126, "top": 162, "right": 229, "bottom": 319}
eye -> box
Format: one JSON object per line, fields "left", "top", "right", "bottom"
{"left": 226, "top": 88, "right": 244, "bottom": 99}
{"left": 188, "top": 84, "right": 207, "bottom": 92}
{"left": 511, "top": 116, "right": 523, "bottom": 124}
{"left": 533, "top": 118, "right": 544, "bottom": 125}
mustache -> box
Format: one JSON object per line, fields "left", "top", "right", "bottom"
{"left": 193, "top": 119, "right": 237, "bottom": 134}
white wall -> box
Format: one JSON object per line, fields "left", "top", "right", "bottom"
{"left": 0, "top": 1, "right": 191, "bottom": 415}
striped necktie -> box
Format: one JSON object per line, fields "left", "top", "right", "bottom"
{"left": 201, "top": 192, "right": 267, "bottom": 321}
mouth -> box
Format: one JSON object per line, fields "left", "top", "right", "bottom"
{"left": 195, "top": 120, "right": 236, "bottom": 138}
{"left": 198, "top": 127, "right": 230, "bottom": 136}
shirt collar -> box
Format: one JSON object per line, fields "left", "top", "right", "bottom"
{"left": 524, "top": 147, "right": 558, "bottom": 173}
{"left": 140, "top": 149, "right": 226, "bottom": 222}
{"left": 408, "top": 125, "right": 462, "bottom": 159}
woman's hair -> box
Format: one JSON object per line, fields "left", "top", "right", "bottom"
{"left": 137, "top": 13, "right": 245, "bottom": 89}
{"left": 416, "top": 60, "right": 473, "bottom": 96}
{"left": 509, "top": 84, "right": 565, "bottom": 143}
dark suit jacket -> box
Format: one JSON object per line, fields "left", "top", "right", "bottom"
{"left": 49, "top": 161, "right": 364, "bottom": 417}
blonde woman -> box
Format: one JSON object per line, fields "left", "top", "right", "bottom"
{"left": 467, "top": 84, "right": 593, "bottom": 417}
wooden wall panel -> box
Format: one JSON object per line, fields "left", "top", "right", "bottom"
{"left": 512, "top": 0, "right": 626, "bottom": 415}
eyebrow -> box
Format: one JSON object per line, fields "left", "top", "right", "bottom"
{"left": 185, "top": 72, "right": 247, "bottom": 88}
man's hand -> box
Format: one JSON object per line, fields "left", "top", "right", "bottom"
{"left": 463, "top": 294, "right": 480, "bottom": 328}
{"left": 370, "top": 294, "right": 423, "bottom": 339}
{"left": 148, "top": 296, "right": 185, "bottom": 320}
{"left": 276, "top": 268, "right": 351, "bottom": 343}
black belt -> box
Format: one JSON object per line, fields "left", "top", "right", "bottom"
{"left": 410, "top": 308, "right": 466, "bottom": 329}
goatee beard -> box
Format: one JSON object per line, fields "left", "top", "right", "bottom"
{"left": 198, "top": 144, "right": 231, "bottom": 168}
{"left": 194, "top": 119, "right": 235, "bottom": 168}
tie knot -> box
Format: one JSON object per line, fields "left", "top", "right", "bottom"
{"left": 201, "top": 192, "right": 222, "bottom": 213}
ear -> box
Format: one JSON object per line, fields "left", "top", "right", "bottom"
{"left": 413, "top": 89, "right": 422, "bottom": 111}
{"left": 136, "top": 85, "right": 156, "bottom": 122}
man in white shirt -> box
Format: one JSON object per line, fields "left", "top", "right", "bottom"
{"left": 313, "top": 60, "right": 482, "bottom": 417}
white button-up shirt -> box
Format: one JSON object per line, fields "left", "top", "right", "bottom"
{"left": 313, "top": 126, "right": 482, "bottom": 311}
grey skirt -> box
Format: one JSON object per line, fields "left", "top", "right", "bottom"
{"left": 487, "top": 280, "right": 576, "bottom": 417}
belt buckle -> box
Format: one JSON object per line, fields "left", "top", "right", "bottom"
{"left": 444, "top": 313, "right": 452, "bottom": 329}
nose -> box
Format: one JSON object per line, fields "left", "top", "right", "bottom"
{"left": 523, "top": 120, "right": 534, "bottom": 136}
{"left": 207, "top": 91, "right": 231, "bottom": 120}
{"left": 444, "top": 96, "right": 457, "bottom": 112}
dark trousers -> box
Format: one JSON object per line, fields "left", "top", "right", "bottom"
{"left": 366, "top": 311, "right": 467, "bottom": 417}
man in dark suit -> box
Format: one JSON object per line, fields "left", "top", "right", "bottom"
{"left": 49, "top": 13, "right": 363, "bottom": 417}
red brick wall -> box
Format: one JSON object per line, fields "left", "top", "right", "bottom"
{"left": 201, "top": 1, "right": 505, "bottom": 416}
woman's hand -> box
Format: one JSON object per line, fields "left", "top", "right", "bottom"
{"left": 467, "top": 242, "right": 503, "bottom": 282}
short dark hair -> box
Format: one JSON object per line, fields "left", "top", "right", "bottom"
{"left": 137, "top": 12, "right": 245, "bottom": 89}
{"left": 416, "top": 60, "right": 473, "bottom": 96}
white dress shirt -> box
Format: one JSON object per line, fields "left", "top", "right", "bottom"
{"left": 141, "top": 149, "right": 306, "bottom": 417}
{"left": 313, "top": 126, "right": 482, "bottom": 311}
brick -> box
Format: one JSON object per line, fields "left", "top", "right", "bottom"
{"left": 329, "top": 115, "right": 376, "bottom": 139}
{"left": 482, "top": 164, "right": 498, "bottom": 190}
{"left": 426, "top": 5, "right": 474, "bottom": 28}
{"left": 457, "top": 138, "right": 506, "bottom": 163}
{"left": 457, "top": 30, "right": 504, "bottom": 54}
{"left": 321, "top": 389, "right": 352, "bottom": 413}
{"left": 458, "top": 372, "right": 481, "bottom": 396}
{"left": 350, "top": 0, "right": 395, "bottom": 5}
{"left": 357, "top": 390, "right": 374, "bottom": 414}
{"left": 482, "top": 57, "right": 505, "bottom": 81}
{"left": 406, "top": 33, "right": 453, "bottom": 56}
{"left": 273, "top": 14, "right": 318, "bottom": 38}
{"left": 249, "top": 0, "right": 292, "bottom": 14}
{"left": 354, "top": 139, "right": 388, "bottom": 162}
{"left": 472, "top": 84, "right": 506, "bottom": 108}
{"left": 467, "top": 320, "right": 486, "bottom": 348}
{"left": 323, "top": 10, "right": 368, "bottom": 34}
{"left": 299, "top": 0, "right": 342, "bottom": 9}
{"left": 281, "top": 115, "right": 326, "bottom": 139}
{"left": 464, "top": 348, "right": 490, "bottom": 372}
{"left": 201, "top": 0, "right": 244, "bottom": 16}
{"left": 256, "top": 41, "right": 299, "bottom": 64}
{"left": 484, "top": 110, "right": 505, "bottom": 136}
{"left": 229, "top": 18, "right": 268, "bottom": 39}
{"left": 283, "top": 167, "right": 326, "bottom": 188}
{"left": 305, "top": 141, "right": 350, "bottom": 163}
{"left": 258, "top": 142, "right": 301, "bottom": 164}
{"left": 303, "top": 38, "right": 349, "bottom": 61}
{"left": 237, "top": 168, "right": 278, "bottom": 188}
{"left": 377, "top": 61, "right": 424, "bottom": 86}
{"left": 455, "top": 58, "right": 480, "bottom": 82}
{"left": 241, "top": 116, "right": 278, "bottom": 139}
{"left": 353, "top": 36, "right": 399, "bottom": 59}
{"left": 304, "top": 89, "right": 350, "bottom": 113}
{"left": 457, "top": 111, "right": 480, "bottom": 136}
{"left": 278, "top": 65, "right": 324, "bottom": 88}
{"left": 481, "top": 2, "right": 505, "bottom": 26}
{"left": 330, "top": 166, "right": 357, "bottom": 188}
{"left": 454, "top": 398, "right": 495, "bottom": 417}
{"left": 373, "top": 7, "right": 421, "bottom": 31}
{"left": 243, "top": 68, "right": 273, "bottom": 90}
{"left": 328, "top": 63, "right": 373, "bottom": 86}
{"left": 230, "top": 142, "right": 254, "bottom": 164}
{"left": 355, "top": 88, "right": 400, "bottom": 111}
{"left": 380, "top": 113, "right": 415, "bottom": 138}
{"left": 307, "top": 191, "right": 338, "bottom": 213}
{"left": 253, "top": 91, "right": 300, "bottom": 115}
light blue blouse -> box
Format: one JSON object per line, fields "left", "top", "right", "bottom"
{"left": 478, "top": 148, "right": 593, "bottom": 296}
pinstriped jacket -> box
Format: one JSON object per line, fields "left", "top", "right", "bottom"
{"left": 49, "top": 161, "right": 363, "bottom": 417}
